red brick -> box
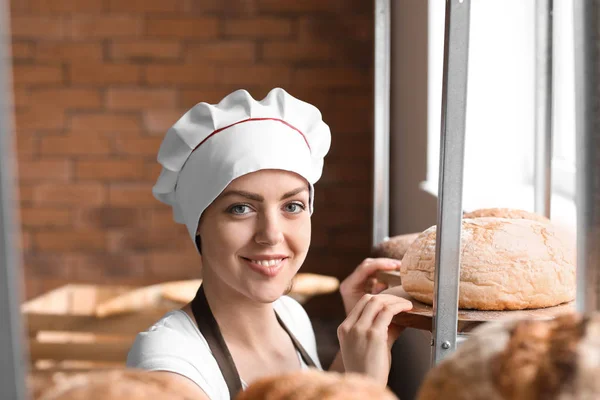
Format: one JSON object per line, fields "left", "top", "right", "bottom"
{"left": 257, "top": 0, "right": 342, "bottom": 13}
{"left": 224, "top": 18, "right": 293, "bottom": 38}
{"left": 70, "top": 16, "right": 143, "bottom": 39}
{"left": 11, "top": 41, "right": 34, "bottom": 61}
{"left": 107, "top": 88, "right": 177, "bottom": 110}
{"left": 147, "top": 250, "right": 202, "bottom": 280}
{"left": 142, "top": 110, "right": 185, "bottom": 132}
{"left": 298, "top": 16, "right": 373, "bottom": 43}
{"left": 19, "top": 184, "right": 34, "bottom": 204}
{"left": 143, "top": 161, "right": 162, "bottom": 182}
{"left": 146, "top": 18, "right": 219, "bottom": 38}
{"left": 293, "top": 67, "right": 369, "bottom": 88}
{"left": 221, "top": 65, "right": 291, "bottom": 86}
{"left": 115, "top": 137, "right": 163, "bottom": 156}
{"left": 145, "top": 207, "right": 175, "bottom": 228}
{"left": 23, "top": 254, "right": 76, "bottom": 279}
{"left": 186, "top": 42, "right": 256, "bottom": 63}
{"left": 70, "top": 63, "right": 142, "bottom": 85}
{"left": 109, "top": 184, "right": 156, "bottom": 206}
{"left": 16, "top": 131, "right": 37, "bottom": 158}
{"left": 40, "top": 134, "right": 113, "bottom": 156}
{"left": 30, "top": 0, "right": 104, "bottom": 12}
{"left": 178, "top": 89, "right": 230, "bottom": 108}
{"left": 21, "top": 231, "right": 32, "bottom": 252}
{"left": 18, "top": 159, "right": 71, "bottom": 182}
{"left": 33, "top": 230, "right": 106, "bottom": 251}
{"left": 71, "top": 254, "right": 146, "bottom": 280}
{"left": 33, "top": 183, "right": 106, "bottom": 206}
{"left": 20, "top": 207, "right": 71, "bottom": 227}
{"left": 110, "top": 40, "right": 182, "bottom": 61}
{"left": 188, "top": 0, "right": 257, "bottom": 14}
{"left": 108, "top": 229, "right": 189, "bottom": 252}
{"left": 13, "top": 87, "right": 29, "bottom": 108}
{"left": 262, "top": 42, "right": 338, "bottom": 62}
{"left": 70, "top": 113, "right": 141, "bottom": 133}
{"left": 15, "top": 107, "right": 65, "bottom": 130}
{"left": 12, "top": 65, "right": 63, "bottom": 86}
{"left": 327, "top": 135, "right": 371, "bottom": 160}
{"left": 75, "top": 207, "right": 144, "bottom": 229}
{"left": 10, "top": 0, "right": 30, "bottom": 14}
{"left": 36, "top": 42, "right": 103, "bottom": 63}
{"left": 145, "top": 65, "right": 219, "bottom": 85}
{"left": 108, "top": 0, "right": 186, "bottom": 13}
{"left": 30, "top": 88, "right": 102, "bottom": 110}
{"left": 11, "top": 16, "right": 67, "bottom": 38}
{"left": 75, "top": 160, "right": 146, "bottom": 181}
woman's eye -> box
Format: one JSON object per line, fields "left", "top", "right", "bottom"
{"left": 229, "top": 204, "right": 252, "bottom": 215}
{"left": 284, "top": 202, "right": 305, "bottom": 213}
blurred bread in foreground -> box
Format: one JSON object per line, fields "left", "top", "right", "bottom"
{"left": 29, "top": 369, "right": 197, "bottom": 400}
{"left": 236, "top": 369, "right": 398, "bottom": 400}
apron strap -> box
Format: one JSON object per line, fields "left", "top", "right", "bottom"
{"left": 275, "top": 313, "right": 318, "bottom": 368}
{"left": 191, "top": 285, "right": 243, "bottom": 398}
{"left": 191, "top": 285, "right": 319, "bottom": 398}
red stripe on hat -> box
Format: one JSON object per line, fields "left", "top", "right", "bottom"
{"left": 193, "top": 117, "right": 311, "bottom": 152}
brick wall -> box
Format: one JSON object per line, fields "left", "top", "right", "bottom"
{"left": 10, "top": 0, "right": 374, "bottom": 317}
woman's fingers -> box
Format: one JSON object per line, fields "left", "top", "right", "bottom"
{"left": 340, "top": 293, "right": 374, "bottom": 329}
{"left": 370, "top": 299, "right": 413, "bottom": 333}
{"left": 341, "top": 258, "right": 400, "bottom": 293}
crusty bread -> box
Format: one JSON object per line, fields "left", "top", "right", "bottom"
{"left": 236, "top": 370, "right": 398, "bottom": 400}
{"left": 417, "top": 312, "right": 600, "bottom": 400}
{"left": 372, "top": 233, "right": 421, "bottom": 260}
{"left": 29, "top": 369, "right": 198, "bottom": 400}
{"left": 464, "top": 208, "right": 550, "bottom": 223}
{"left": 400, "top": 217, "right": 576, "bottom": 310}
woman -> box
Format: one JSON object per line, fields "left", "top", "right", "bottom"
{"left": 126, "top": 88, "right": 412, "bottom": 400}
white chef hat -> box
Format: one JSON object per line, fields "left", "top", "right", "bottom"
{"left": 152, "top": 88, "right": 332, "bottom": 245}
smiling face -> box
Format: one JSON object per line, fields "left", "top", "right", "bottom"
{"left": 197, "top": 169, "right": 312, "bottom": 303}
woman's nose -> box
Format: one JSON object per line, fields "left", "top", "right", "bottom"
{"left": 254, "top": 211, "right": 284, "bottom": 246}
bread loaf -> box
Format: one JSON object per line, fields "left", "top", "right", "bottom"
{"left": 417, "top": 312, "right": 600, "bottom": 400}
{"left": 372, "top": 233, "right": 420, "bottom": 260}
{"left": 236, "top": 370, "right": 398, "bottom": 400}
{"left": 400, "top": 217, "right": 575, "bottom": 310}
{"left": 29, "top": 369, "right": 198, "bottom": 400}
{"left": 463, "top": 208, "right": 550, "bottom": 223}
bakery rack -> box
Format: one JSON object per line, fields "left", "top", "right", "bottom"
{"left": 372, "top": 0, "right": 600, "bottom": 367}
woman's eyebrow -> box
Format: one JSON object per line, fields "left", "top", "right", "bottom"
{"left": 280, "top": 187, "right": 308, "bottom": 200}
{"left": 220, "top": 187, "right": 307, "bottom": 202}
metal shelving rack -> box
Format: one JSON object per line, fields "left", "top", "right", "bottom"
{"left": 373, "top": 0, "right": 600, "bottom": 367}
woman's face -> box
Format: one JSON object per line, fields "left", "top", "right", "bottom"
{"left": 197, "top": 169, "right": 311, "bottom": 303}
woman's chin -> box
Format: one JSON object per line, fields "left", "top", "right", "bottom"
{"left": 248, "top": 285, "right": 290, "bottom": 303}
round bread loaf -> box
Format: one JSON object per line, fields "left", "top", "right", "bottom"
{"left": 400, "top": 217, "right": 575, "bottom": 310}
{"left": 417, "top": 312, "right": 600, "bottom": 400}
{"left": 236, "top": 370, "right": 398, "bottom": 400}
{"left": 371, "top": 233, "right": 421, "bottom": 260}
{"left": 29, "top": 369, "right": 198, "bottom": 400}
{"left": 463, "top": 208, "right": 550, "bottom": 223}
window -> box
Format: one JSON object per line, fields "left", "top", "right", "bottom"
{"left": 424, "top": 0, "right": 576, "bottom": 233}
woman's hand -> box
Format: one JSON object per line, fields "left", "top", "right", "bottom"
{"left": 339, "top": 258, "right": 401, "bottom": 315}
{"left": 337, "top": 293, "right": 413, "bottom": 385}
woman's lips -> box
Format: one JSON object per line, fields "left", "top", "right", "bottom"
{"left": 242, "top": 257, "right": 287, "bottom": 277}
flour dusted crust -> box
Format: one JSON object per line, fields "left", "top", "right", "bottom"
{"left": 464, "top": 208, "right": 550, "bottom": 223}
{"left": 400, "top": 217, "right": 576, "bottom": 310}
{"left": 417, "top": 313, "right": 600, "bottom": 400}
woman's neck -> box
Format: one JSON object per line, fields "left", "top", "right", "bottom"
{"left": 194, "top": 271, "right": 282, "bottom": 349}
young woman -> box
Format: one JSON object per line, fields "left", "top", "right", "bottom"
{"left": 126, "top": 88, "right": 412, "bottom": 400}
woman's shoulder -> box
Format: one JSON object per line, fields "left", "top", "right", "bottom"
{"left": 126, "top": 310, "right": 209, "bottom": 365}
